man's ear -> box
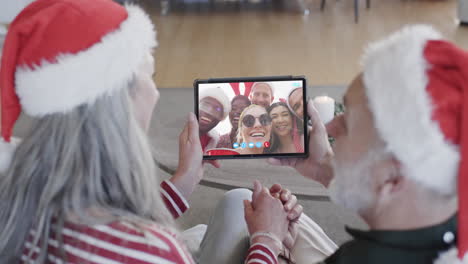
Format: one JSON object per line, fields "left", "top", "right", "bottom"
{"left": 374, "top": 157, "right": 403, "bottom": 201}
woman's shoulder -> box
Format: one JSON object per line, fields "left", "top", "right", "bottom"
{"left": 111, "top": 221, "right": 190, "bottom": 252}
{"left": 63, "top": 220, "right": 194, "bottom": 263}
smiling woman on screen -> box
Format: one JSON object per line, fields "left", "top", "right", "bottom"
{"left": 267, "top": 102, "right": 304, "bottom": 154}
{"left": 236, "top": 104, "right": 272, "bottom": 155}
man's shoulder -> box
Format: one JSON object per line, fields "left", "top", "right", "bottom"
{"left": 324, "top": 238, "right": 441, "bottom": 264}
{"left": 323, "top": 239, "right": 368, "bottom": 264}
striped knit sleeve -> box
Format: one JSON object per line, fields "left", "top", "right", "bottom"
{"left": 21, "top": 221, "right": 197, "bottom": 264}
{"left": 160, "top": 180, "right": 189, "bottom": 218}
{"left": 245, "top": 243, "right": 278, "bottom": 264}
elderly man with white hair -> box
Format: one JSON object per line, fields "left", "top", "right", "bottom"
{"left": 259, "top": 24, "right": 467, "bottom": 264}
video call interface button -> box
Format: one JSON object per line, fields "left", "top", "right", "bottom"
{"left": 255, "top": 142, "right": 262, "bottom": 148}
{"left": 241, "top": 142, "right": 247, "bottom": 149}
{"left": 233, "top": 143, "right": 240, "bottom": 149}
{"left": 248, "top": 142, "right": 255, "bottom": 148}
{"left": 264, "top": 141, "right": 270, "bottom": 148}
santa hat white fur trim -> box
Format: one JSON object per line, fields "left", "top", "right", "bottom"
{"left": 15, "top": 5, "right": 156, "bottom": 116}
{"left": 434, "top": 247, "right": 468, "bottom": 264}
{"left": 362, "top": 25, "right": 460, "bottom": 195}
{"left": 0, "top": 137, "right": 21, "bottom": 174}
{"left": 200, "top": 87, "right": 231, "bottom": 120}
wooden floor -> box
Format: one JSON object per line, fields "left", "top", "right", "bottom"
{"left": 141, "top": 0, "right": 468, "bottom": 88}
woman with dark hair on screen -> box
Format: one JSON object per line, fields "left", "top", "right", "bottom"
{"left": 217, "top": 95, "right": 251, "bottom": 149}
{"left": 267, "top": 102, "right": 304, "bottom": 154}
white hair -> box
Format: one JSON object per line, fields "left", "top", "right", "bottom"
{"left": 329, "top": 147, "right": 390, "bottom": 214}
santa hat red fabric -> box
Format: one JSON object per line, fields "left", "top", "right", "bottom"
{"left": 0, "top": 0, "right": 156, "bottom": 173}
{"left": 229, "top": 82, "right": 254, "bottom": 97}
{"left": 199, "top": 87, "right": 231, "bottom": 120}
{"left": 362, "top": 25, "right": 467, "bottom": 263}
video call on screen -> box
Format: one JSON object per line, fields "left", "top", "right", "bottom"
{"left": 198, "top": 80, "right": 305, "bottom": 156}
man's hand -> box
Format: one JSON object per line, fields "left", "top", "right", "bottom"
{"left": 244, "top": 181, "right": 290, "bottom": 256}
{"left": 170, "top": 113, "right": 220, "bottom": 199}
{"left": 268, "top": 99, "right": 334, "bottom": 187}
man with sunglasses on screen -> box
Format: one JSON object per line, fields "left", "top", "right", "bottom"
{"left": 198, "top": 87, "right": 231, "bottom": 152}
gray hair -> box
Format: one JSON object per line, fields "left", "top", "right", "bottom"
{"left": 0, "top": 82, "right": 174, "bottom": 262}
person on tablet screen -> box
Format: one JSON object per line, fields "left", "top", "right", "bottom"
{"left": 217, "top": 95, "right": 251, "bottom": 149}
{"left": 198, "top": 87, "right": 231, "bottom": 152}
{"left": 249, "top": 82, "right": 274, "bottom": 108}
{"left": 287, "top": 87, "right": 304, "bottom": 119}
{"left": 236, "top": 105, "right": 272, "bottom": 155}
{"left": 267, "top": 102, "right": 304, "bottom": 153}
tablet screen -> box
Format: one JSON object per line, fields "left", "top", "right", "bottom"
{"left": 196, "top": 77, "right": 307, "bottom": 159}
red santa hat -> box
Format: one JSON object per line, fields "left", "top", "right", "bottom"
{"left": 362, "top": 25, "right": 467, "bottom": 263}
{"left": 0, "top": 0, "right": 156, "bottom": 173}
{"left": 199, "top": 87, "right": 231, "bottom": 120}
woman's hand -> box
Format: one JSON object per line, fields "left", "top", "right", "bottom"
{"left": 269, "top": 184, "right": 302, "bottom": 250}
{"left": 267, "top": 99, "right": 334, "bottom": 187}
{"left": 170, "top": 113, "right": 220, "bottom": 199}
{"left": 244, "top": 181, "right": 289, "bottom": 256}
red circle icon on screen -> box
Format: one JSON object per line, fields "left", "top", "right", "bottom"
{"left": 264, "top": 141, "right": 270, "bottom": 148}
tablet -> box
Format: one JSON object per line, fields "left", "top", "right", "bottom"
{"left": 194, "top": 76, "right": 308, "bottom": 159}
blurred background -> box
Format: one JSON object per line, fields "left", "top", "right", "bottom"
{"left": 138, "top": 0, "right": 468, "bottom": 88}
{"left": 2, "top": 0, "right": 468, "bottom": 88}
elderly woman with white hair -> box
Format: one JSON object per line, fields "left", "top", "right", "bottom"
{"left": 0, "top": 0, "right": 310, "bottom": 263}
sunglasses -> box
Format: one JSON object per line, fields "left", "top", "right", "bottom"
{"left": 242, "top": 114, "right": 272, "bottom": 128}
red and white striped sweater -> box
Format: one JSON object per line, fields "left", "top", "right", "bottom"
{"left": 21, "top": 180, "right": 277, "bottom": 264}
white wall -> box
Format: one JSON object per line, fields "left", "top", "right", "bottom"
{"left": 0, "top": 0, "right": 34, "bottom": 24}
